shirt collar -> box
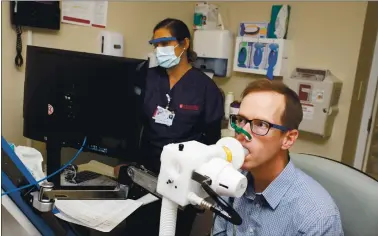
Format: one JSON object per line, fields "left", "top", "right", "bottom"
{"left": 244, "top": 158, "right": 297, "bottom": 210}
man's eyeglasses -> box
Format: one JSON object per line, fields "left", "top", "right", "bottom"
{"left": 230, "top": 114, "right": 289, "bottom": 136}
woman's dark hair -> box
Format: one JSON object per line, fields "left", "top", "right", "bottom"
{"left": 153, "top": 18, "right": 197, "bottom": 63}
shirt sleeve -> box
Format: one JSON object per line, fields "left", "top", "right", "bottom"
{"left": 212, "top": 213, "right": 228, "bottom": 236}
{"left": 297, "top": 214, "right": 344, "bottom": 236}
{"left": 211, "top": 196, "right": 232, "bottom": 236}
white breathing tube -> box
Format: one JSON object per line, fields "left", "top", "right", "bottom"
{"left": 159, "top": 197, "right": 178, "bottom": 236}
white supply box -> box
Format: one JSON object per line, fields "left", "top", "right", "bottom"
{"left": 193, "top": 29, "right": 233, "bottom": 78}
{"left": 99, "top": 31, "right": 124, "bottom": 57}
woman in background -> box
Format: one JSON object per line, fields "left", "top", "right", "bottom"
{"left": 115, "top": 18, "right": 224, "bottom": 235}
{"left": 141, "top": 18, "right": 224, "bottom": 173}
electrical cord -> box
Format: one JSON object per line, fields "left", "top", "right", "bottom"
{"left": 200, "top": 178, "right": 242, "bottom": 226}
{"left": 1, "top": 137, "right": 87, "bottom": 196}
{"left": 15, "top": 25, "right": 23, "bottom": 67}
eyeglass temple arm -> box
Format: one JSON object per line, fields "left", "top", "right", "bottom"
{"left": 230, "top": 122, "right": 252, "bottom": 141}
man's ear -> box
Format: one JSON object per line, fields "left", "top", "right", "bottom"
{"left": 281, "top": 129, "right": 299, "bottom": 150}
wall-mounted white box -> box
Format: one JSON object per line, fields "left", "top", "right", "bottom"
{"left": 99, "top": 31, "right": 124, "bottom": 57}
{"left": 284, "top": 68, "right": 343, "bottom": 138}
{"left": 193, "top": 29, "right": 234, "bottom": 78}
{"left": 233, "top": 37, "right": 290, "bottom": 77}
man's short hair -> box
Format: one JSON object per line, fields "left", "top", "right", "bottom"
{"left": 241, "top": 79, "right": 303, "bottom": 130}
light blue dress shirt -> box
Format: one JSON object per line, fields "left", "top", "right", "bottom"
{"left": 212, "top": 160, "right": 344, "bottom": 236}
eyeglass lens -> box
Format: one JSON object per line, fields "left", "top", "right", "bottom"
{"left": 231, "top": 115, "right": 270, "bottom": 136}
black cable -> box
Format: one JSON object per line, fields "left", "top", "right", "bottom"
{"left": 201, "top": 178, "right": 242, "bottom": 226}
{"left": 15, "top": 25, "right": 23, "bottom": 67}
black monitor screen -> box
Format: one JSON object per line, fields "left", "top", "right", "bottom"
{"left": 23, "top": 46, "right": 148, "bottom": 188}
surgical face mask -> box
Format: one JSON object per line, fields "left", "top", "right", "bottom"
{"left": 155, "top": 45, "right": 184, "bottom": 69}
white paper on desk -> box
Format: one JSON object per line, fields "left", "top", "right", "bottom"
{"left": 55, "top": 199, "right": 143, "bottom": 232}
{"left": 55, "top": 211, "right": 89, "bottom": 228}
{"left": 54, "top": 194, "right": 158, "bottom": 232}
{"left": 138, "top": 193, "right": 159, "bottom": 205}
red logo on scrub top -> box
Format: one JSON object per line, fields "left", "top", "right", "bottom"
{"left": 180, "top": 104, "right": 199, "bottom": 111}
{"left": 48, "top": 104, "right": 54, "bottom": 115}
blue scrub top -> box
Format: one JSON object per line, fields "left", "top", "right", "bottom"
{"left": 140, "top": 67, "right": 224, "bottom": 172}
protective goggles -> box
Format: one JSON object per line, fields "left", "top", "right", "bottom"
{"left": 148, "top": 37, "right": 177, "bottom": 45}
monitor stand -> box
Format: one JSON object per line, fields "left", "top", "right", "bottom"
{"left": 44, "top": 136, "right": 127, "bottom": 200}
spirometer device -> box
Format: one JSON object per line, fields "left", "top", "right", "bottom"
{"left": 284, "top": 68, "right": 343, "bottom": 138}
{"left": 193, "top": 29, "right": 234, "bottom": 78}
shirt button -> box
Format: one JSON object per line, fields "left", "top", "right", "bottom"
{"left": 255, "top": 203, "right": 260, "bottom": 208}
{"left": 249, "top": 228, "right": 255, "bottom": 233}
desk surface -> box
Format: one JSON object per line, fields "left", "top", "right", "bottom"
{"left": 60, "top": 160, "right": 118, "bottom": 187}
{"left": 60, "top": 174, "right": 118, "bottom": 187}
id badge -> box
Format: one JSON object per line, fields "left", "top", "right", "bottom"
{"left": 153, "top": 106, "right": 175, "bottom": 126}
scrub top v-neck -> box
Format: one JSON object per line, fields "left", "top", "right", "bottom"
{"left": 140, "top": 66, "right": 224, "bottom": 171}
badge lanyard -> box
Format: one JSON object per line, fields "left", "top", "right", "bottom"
{"left": 152, "top": 94, "right": 175, "bottom": 127}
{"left": 166, "top": 94, "right": 172, "bottom": 111}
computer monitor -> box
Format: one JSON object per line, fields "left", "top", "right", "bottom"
{"left": 23, "top": 45, "right": 149, "bottom": 189}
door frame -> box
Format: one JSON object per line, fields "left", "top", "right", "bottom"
{"left": 354, "top": 32, "right": 378, "bottom": 170}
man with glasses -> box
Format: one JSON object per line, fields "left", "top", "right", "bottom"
{"left": 212, "top": 79, "right": 343, "bottom": 236}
